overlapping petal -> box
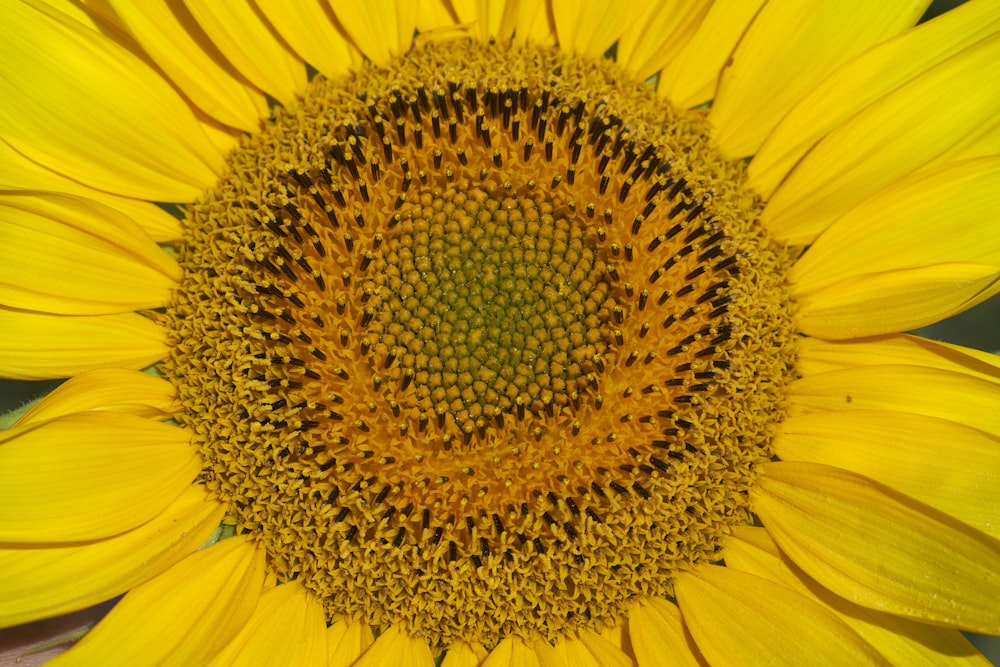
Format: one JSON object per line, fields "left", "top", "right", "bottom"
{"left": 786, "top": 364, "right": 1000, "bottom": 438}
{"left": 107, "top": 0, "right": 269, "bottom": 132}
{"left": 534, "top": 629, "right": 634, "bottom": 667}
{"left": 762, "top": 33, "right": 1000, "bottom": 245}
{"left": 208, "top": 581, "right": 327, "bottom": 666}
{"left": 480, "top": 636, "right": 542, "bottom": 667}
{"left": 656, "top": 0, "right": 766, "bottom": 109}
{"left": 440, "top": 641, "right": 488, "bottom": 667}
{"left": 0, "top": 192, "right": 180, "bottom": 315}
{"left": 550, "top": 0, "right": 636, "bottom": 58}
{"left": 255, "top": 0, "right": 358, "bottom": 79}
{"left": 510, "top": 2, "right": 555, "bottom": 45}
{"left": 327, "top": 616, "right": 375, "bottom": 667}
{"left": 796, "top": 263, "right": 1000, "bottom": 340}
{"left": 790, "top": 158, "right": 1000, "bottom": 292}
{"left": 727, "top": 526, "right": 991, "bottom": 667}
{"left": 442, "top": 0, "right": 519, "bottom": 42}
{"left": 0, "top": 141, "right": 182, "bottom": 243}
{"left": 775, "top": 410, "right": 1000, "bottom": 539}
{"left": 0, "top": 308, "right": 167, "bottom": 380}
{"left": 15, "top": 368, "right": 175, "bottom": 425}
{"left": 754, "top": 461, "right": 1000, "bottom": 634}
{"left": 790, "top": 158, "right": 1000, "bottom": 337}
{"left": 0, "top": 0, "right": 222, "bottom": 201}
{"left": 675, "top": 564, "right": 888, "bottom": 666}
{"left": 0, "top": 484, "right": 224, "bottom": 628}
{"left": 330, "top": 1, "right": 418, "bottom": 66}
{"left": 796, "top": 334, "right": 1000, "bottom": 384}
{"left": 628, "top": 596, "right": 703, "bottom": 667}
{"left": 353, "top": 624, "right": 436, "bottom": 666}
{"left": 748, "top": 0, "right": 1000, "bottom": 198}
{"left": 46, "top": 536, "right": 265, "bottom": 666}
{"left": 615, "top": 0, "right": 709, "bottom": 83}
{"left": 0, "top": 411, "right": 199, "bottom": 542}
{"left": 182, "top": 0, "right": 306, "bottom": 106}
{"left": 709, "top": 0, "right": 928, "bottom": 158}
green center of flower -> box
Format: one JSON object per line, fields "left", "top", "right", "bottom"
{"left": 367, "top": 185, "right": 614, "bottom": 439}
{"left": 161, "top": 39, "right": 797, "bottom": 649}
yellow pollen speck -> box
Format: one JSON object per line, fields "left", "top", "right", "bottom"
{"left": 161, "top": 39, "right": 796, "bottom": 649}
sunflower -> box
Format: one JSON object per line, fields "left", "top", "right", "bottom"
{"left": 1, "top": 0, "right": 999, "bottom": 664}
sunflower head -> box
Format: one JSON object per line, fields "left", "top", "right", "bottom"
{"left": 1, "top": 1, "right": 998, "bottom": 665}
{"left": 161, "top": 37, "right": 798, "bottom": 647}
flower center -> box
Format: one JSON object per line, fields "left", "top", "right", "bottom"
{"left": 368, "top": 183, "right": 615, "bottom": 440}
{"left": 161, "top": 39, "right": 797, "bottom": 649}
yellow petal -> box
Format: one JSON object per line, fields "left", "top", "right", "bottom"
{"left": 787, "top": 364, "right": 1000, "bottom": 438}
{"left": 0, "top": 484, "right": 224, "bottom": 628}
{"left": 0, "top": 412, "right": 198, "bottom": 542}
{"left": 255, "top": 0, "right": 358, "bottom": 79}
{"left": 551, "top": 0, "right": 636, "bottom": 58}
{"left": 0, "top": 308, "right": 167, "bottom": 380}
{"left": 776, "top": 410, "right": 1000, "bottom": 540}
{"left": 182, "top": 0, "right": 306, "bottom": 107}
{"left": 535, "top": 630, "right": 634, "bottom": 667}
{"left": 353, "top": 624, "right": 436, "bottom": 667}
{"left": 511, "top": 1, "right": 555, "bottom": 46}
{"left": 446, "top": 0, "right": 518, "bottom": 42}
{"left": 748, "top": 0, "right": 1000, "bottom": 198}
{"left": 657, "top": 0, "right": 767, "bottom": 109}
{"left": 796, "top": 262, "right": 1000, "bottom": 339}
{"left": 16, "top": 368, "right": 175, "bottom": 426}
{"left": 797, "top": 334, "right": 1000, "bottom": 384}
{"left": 628, "top": 596, "right": 703, "bottom": 667}
{"left": 106, "top": 0, "right": 268, "bottom": 132}
{"left": 413, "top": 0, "right": 458, "bottom": 35}
{"left": 47, "top": 536, "right": 265, "bottom": 666}
{"left": 34, "top": 0, "right": 103, "bottom": 27}
{"left": 595, "top": 619, "right": 629, "bottom": 656}
{"left": 0, "top": 193, "right": 180, "bottom": 315}
{"left": 534, "top": 636, "right": 590, "bottom": 667}
{"left": 762, "top": 34, "right": 1000, "bottom": 245}
{"left": 327, "top": 616, "right": 375, "bottom": 667}
{"left": 0, "top": 1, "right": 221, "bottom": 202}
{"left": 481, "top": 636, "right": 542, "bottom": 667}
{"left": 753, "top": 461, "right": 1000, "bottom": 634}
{"left": 441, "top": 641, "right": 488, "bottom": 667}
{"left": 615, "top": 1, "right": 710, "bottom": 82}
{"left": 576, "top": 629, "right": 635, "bottom": 667}
{"left": 208, "top": 581, "right": 327, "bottom": 666}
{"left": 199, "top": 115, "right": 244, "bottom": 155}
{"left": 0, "top": 142, "right": 182, "bottom": 243}
{"left": 675, "top": 564, "right": 887, "bottom": 666}
{"left": 727, "top": 526, "right": 992, "bottom": 667}
{"left": 331, "top": 1, "right": 418, "bottom": 66}
{"left": 709, "top": 1, "right": 927, "bottom": 158}
{"left": 948, "top": 111, "right": 1000, "bottom": 164}
{"left": 789, "top": 157, "right": 1000, "bottom": 293}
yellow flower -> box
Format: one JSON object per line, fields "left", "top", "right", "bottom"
{"left": 1, "top": 0, "right": 999, "bottom": 664}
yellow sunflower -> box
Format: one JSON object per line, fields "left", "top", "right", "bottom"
{"left": 1, "top": 0, "right": 999, "bottom": 664}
